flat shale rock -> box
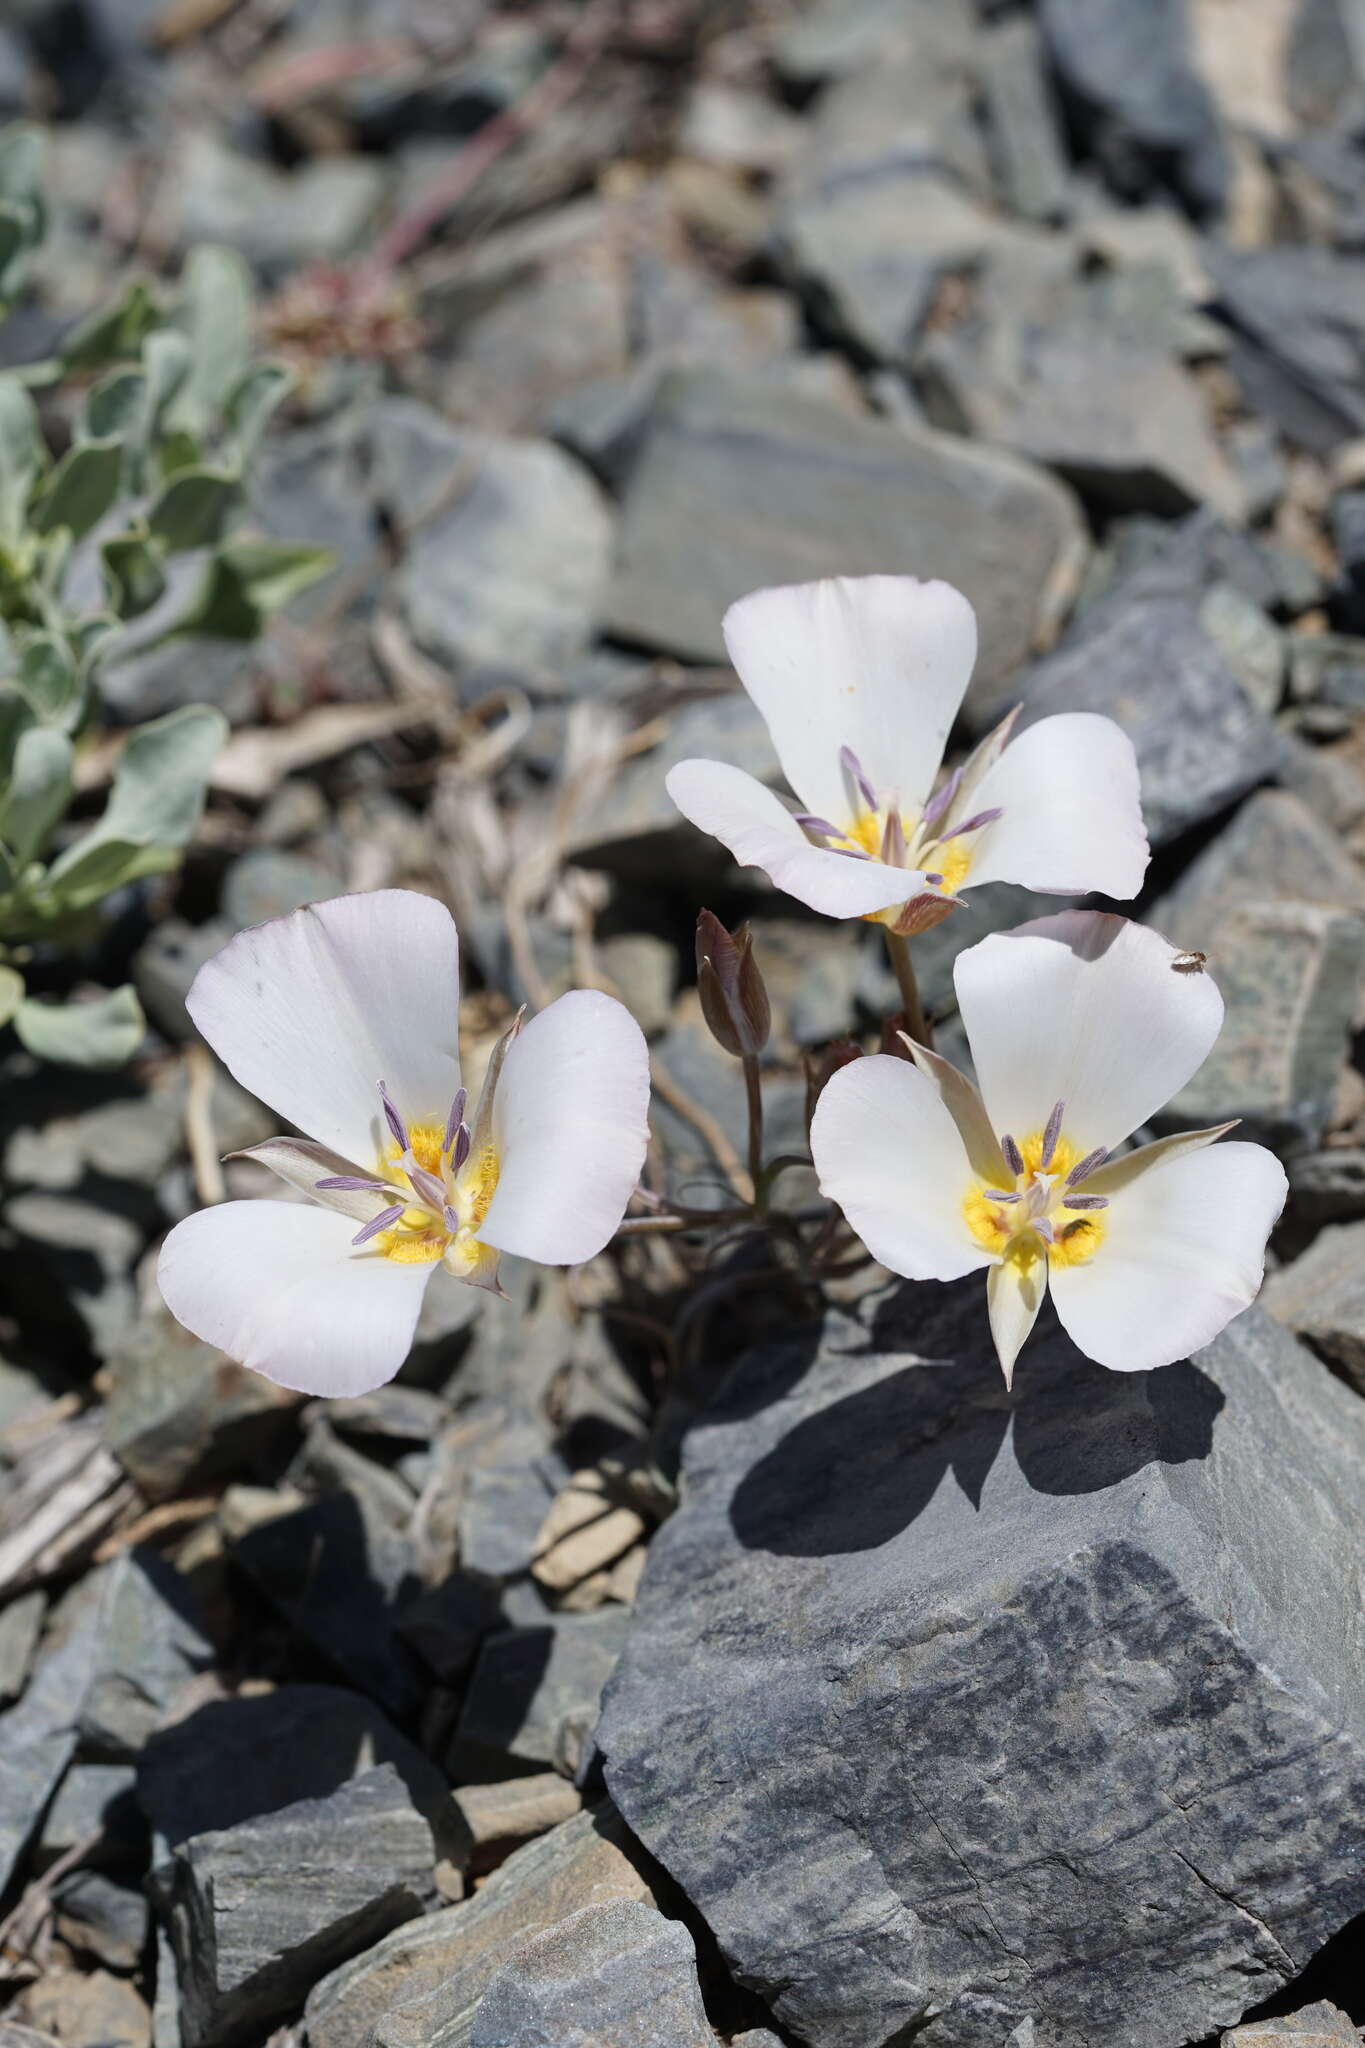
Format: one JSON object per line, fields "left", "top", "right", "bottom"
{"left": 452, "top": 1608, "right": 631, "bottom": 1778}
{"left": 469, "top": 1899, "right": 714, "bottom": 2048}
{"left": 365, "top": 398, "right": 612, "bottom": 678}
{"left": 303, "top": 1804, "right": 657, "bottom": 2048}
{"left": 159, "top": 1764, "right": 439, "bottom": 2048}
{"left": 1263, "top": 1220, "right": 1365, "bottom": 1394}
{"left": 603, "top": 372, "right": 1086, "bottom": 697}
{"left": 598, "top": 1285, "right": 1365, "bottom": 2048}
{"left": 1223, "top": 2003, "right": 1364, "bottom": 2048}
{"left": 1206, "top": 246, "right": 1365, "bottom": 457}
{"left": 989, "top": 562, "right": 1283, "bottom": 839}
{"left": 102, "top": 1306, "right": 299, "bottom": 1502}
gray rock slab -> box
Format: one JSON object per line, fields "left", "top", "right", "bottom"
{"left": 571, "top": 691, "right": 775, "bottom": 876}
{"left": 1207, "top": 246, "right": 1365, "bottom": 457}
{"left": 1287, "top": 1148, "right": 1365, "bottom": 1227}
{"left": 1040, "top": 0, "right": 1228, "bottom": 216}
{"left": 365, "top": 398, "right": 613, "bottom": 678}
{"left": 453, "top": 1608, "right": 631, "bottom": 1778}
{"left": 1, "top": 1573, "right": 110, "bottom": 1893}
{"left": 54, "top": 1868, "right": 151, "bottom": 1971}
{"left": 0, "top": 1590, "right": 45, "bottom": 1705}
{"left": 76, "top": 1548, "right": 214, "bottom": 1761}
{"left": 38, "top": 1761, "right": 143, "bottom": 1867}
{"left": 603, "top": 372, "right": 1087, "bottom": 700}
{"left": 303, "top": 1804, "right": 656, "bottom": 2048}
{"left": 161, "top": 1764, "right": 437, "bottom": 2048}
{"left": 230, "top": 1488, "right": 424, "bottom": 1720}
{"left": 980, "top": 15, "right": 1071, "bottom": 224}
{"left": 469, "top": 1899, "right": 714, "bottom": 2048}
{"left": 990, "top": 571, "right": 1283, "bottom": 842}
{"left": 1155, "top": 788, "right": 1365, "bottom": 943}
{"left": 1164, "top": 899, "right": 1365, "bottom": 1150}
{"left": 103, "top": 1305, "right": 300, "bottom": 1503}
{"left": 137, "top": 1685, "right": 454, "bottom": 1855}
{"left": 1263, "top": 1219, "right": 1365, "bottom": 1394}
{"left": 598, "top": 1285, "right": 1365, "bottom": 2048}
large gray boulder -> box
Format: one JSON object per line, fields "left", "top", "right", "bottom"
{"left": 598, "top": 1283, "right": 1365, "bottom": 2048}
{"left": 469, "top": 1899, "right": 715, "bottom": 2048}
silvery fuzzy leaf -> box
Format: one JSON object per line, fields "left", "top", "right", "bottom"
{"left": 13, "top": 983, "right": 145, "bottom": 1067}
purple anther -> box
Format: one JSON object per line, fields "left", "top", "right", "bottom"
{"left": 1040, "top": 1099, "right": 1065, "bottom": 1170}
{"left": 984, "top": 1188, "right": 1022, "bottom": 1203}
{"left": 942, "top": 807, "right": 1004, "bottom": 840}
{"left": 443, "top": 1203, "right": 462, "bottom": 1234}
{"left": 1066, "top": 1147, "right": 1108, "bottom": 1187}
{"left": 377, "top": 1080, "right": 409, "bottom": 1152}
{"left": 316, "top": 1175, "right": 394, "bottom": 1193}
{"left": 832, "top": 845, "right": 871, "bottom": 860}
{"left": 923, "top": 871, "right": 944, "bottom": 887}
{"left": 352, "top": 1202, "right": 405, "bottom": 1247}
{"left": 919, "top": 765, "right": 963, "bottom": 832}
{"left": 881, "top": 809, "right": 907, "bottom": 866}
{"left": 405, "top": 1162, "right": 447, "bottom": 1212}
{"left": 1062, "top": 1193, "right": 1110, "bottom": 1211}
{"left": 452, "top": 1124, "right": 472, "bottom": 1172}
{"left": 1001, "top": 1133, "right": 1024, "bottom": 1177}
{"left": 838, "top": 745, "right": 879, "bottom": 812}
{"left": 794, "top": 813, "right": 845, "bottom": 840}
{"left": 442, "top": 1086, "right": 468, "bottom": 1156}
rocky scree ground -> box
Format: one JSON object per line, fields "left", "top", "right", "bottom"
{"left": 2, "top": 1, "right": 1365, "bottom": 2046}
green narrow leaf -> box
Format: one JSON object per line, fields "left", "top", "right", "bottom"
{"left": 147, "top": 467, "right": 240, "bottom": 552}
{"left": 14, "top": 985, "right": 145, "bottom": 1068}
{"left": 168, "top": 538, "right": 334, "bottom": 640}
{"left": 45, "top": 703, "right": 228, "bottom": 909}
{"left": 102, "top": 531, "right": 167, "bottom": 620}
{"left": 58, "top": 278, "right": 160, "bottom": 375}
{"left": 166, "top": 246, "right": 252, "bottom": 438}
{"left": 0, "top": 374, "right": 42, "bottom": 544}
{"left": 16, "top": 633, "right": 79, "bottom": 723}
{"left": 0, "top": 964, "right": 24, "bottom": 1028}
{"left": 223, "top": 361, "right": 294, "bottom": 466}
{"left": 3, "top": 724, "right": 73, "bottom": 864}
{"left": 30, "top": 437, "right": 124, "bottom": 543}
{"left": 0, "top": 679, "right": 35, "bottom": 779}
{"left": 79, "top": 368, "right": 146, "bottom": 444}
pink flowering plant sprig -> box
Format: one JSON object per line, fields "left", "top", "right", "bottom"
{"left": 158, "top": 572, "right": 1288, "bottom": 1398}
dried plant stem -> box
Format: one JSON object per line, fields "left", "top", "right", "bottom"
{"left": 885, "top": 929, "right": 932, "bottom": 1048}
{"left": 743, "top": 1054, "right": 765, "bottom": 1215}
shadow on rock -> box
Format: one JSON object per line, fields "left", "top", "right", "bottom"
{"left": 730, "top": 1278, "right": 1224, "bottom": 1557}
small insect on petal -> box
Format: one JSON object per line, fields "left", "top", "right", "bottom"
{"left": 352, "top": 1202, "right": 405, "bottom": 1247}
{"left": 442, "top": 1087, "right": 468, "bottom": 1156}
{"left": 1172, "top": 950, "right": 1207, "bottom": 974}
{"left": 838, "top": 745, "right": 879, "bottom": 812}
{"left": 378, "top": 1080, "right": 409, "bottom": 1152}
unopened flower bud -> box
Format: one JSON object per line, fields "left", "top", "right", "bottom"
{"left": 695, "top": 909, "right": 770, "bottom": 1060}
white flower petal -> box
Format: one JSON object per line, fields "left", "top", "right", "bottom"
{"left": 480, "top": 989, "right": 650, "bottom": 1265}
{"left": 234, "top": 1138, "right": 396, "bottom": 1223}
{"left": 955, "top": 910, "right": 1225, "bottom": 1156}
{"left": 157, "top": 1200, "right": 433, "bottom": 1396}
{"left": 811, "top": 1053, "right": 993, "bottom": 1282}
{"left": 962, "top": 714, "right": 1149, "bottom": 900}
{"left": 722, "top": 576, "right": 978, "bottom": 822}
{"left": 988, "top": 1257, "right": 1047, "bottom": 1390}
{"left": 666, "top": 759, "right": 920, "bottom": 919}
{"left": 187, "top": 890, "right": 463, "bottom": 1165}
{"left": 1049, "top": 1139, "right": 1288, "bottom": 1372}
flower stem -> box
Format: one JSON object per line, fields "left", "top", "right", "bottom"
{"left": 885, "top": 928, "right": 932, "bottom": 1048}
{"left": 743, "top": 1052, "right": 766, "bottom": 1215}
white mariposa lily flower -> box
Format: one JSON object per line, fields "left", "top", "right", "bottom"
{"left": 810, "top": 910, "right": 1288, "bottom": 1382}
{"left": 158, "top": 890, "right": 650, "bottom": 1397}
{"left": 666, "top": 575, "right": 1149, "bottom": 933}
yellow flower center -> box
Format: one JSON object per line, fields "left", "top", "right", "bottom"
{"left": 963, "top": 1124, "right": 1108, "bottom": 1276}
{"left": 378, "top": 1120, "right": 499, "bottom": 1268}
